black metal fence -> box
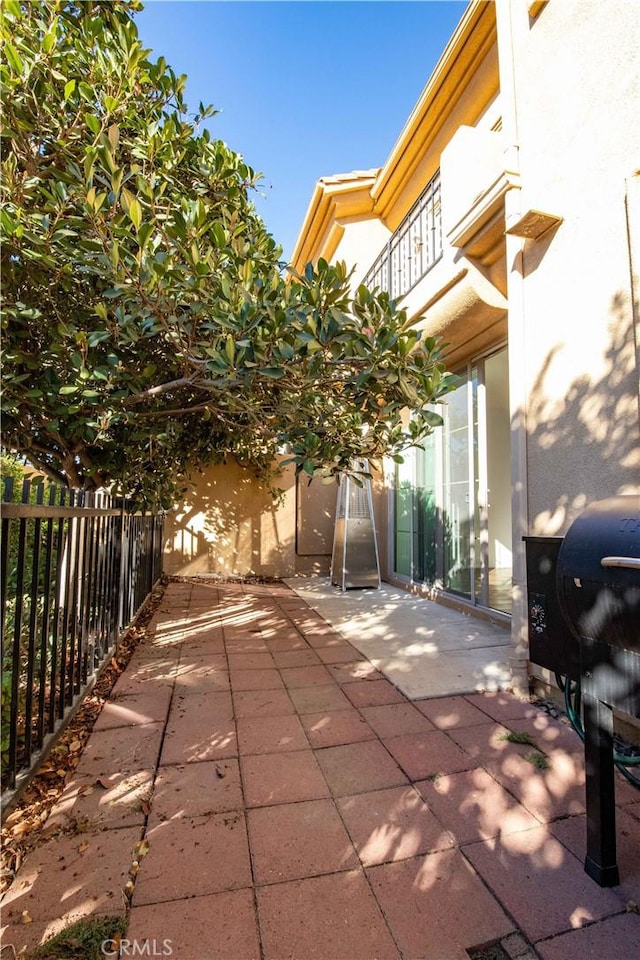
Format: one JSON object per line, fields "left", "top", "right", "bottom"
{"left": 1, "top": 478, "right": 163, "bottom": 798}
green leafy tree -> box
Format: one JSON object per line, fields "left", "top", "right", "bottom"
{"left": 1, "top": 0, "right": 456, "bottom": 508}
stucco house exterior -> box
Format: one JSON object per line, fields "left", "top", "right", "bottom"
{"left": 166, "top": 0, "right": 639, "bottom": 692}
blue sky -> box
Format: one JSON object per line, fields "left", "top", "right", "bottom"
{"left": 135, "top": 1, "right": 467, "bottom": 262}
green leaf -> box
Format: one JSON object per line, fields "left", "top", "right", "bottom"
{"left": 259, "top": 367, "right": 286, "bottom": 379}
{"left": 241, "top": 260, "right": 253, "bottom": 285}
{"left": 43, "top": 25, "right": 57, "bottom": 54}
{"left": 278, "top": 342, "right": 294, "bottom": 360}
{"left": 128, "top": 198, "right": 142, "bottom": 230}
{"left": 137, "top": 221, "right": 154, "bottom": 249}
{"left": 64, "top": 79, "right": 76, "bottom": 100}
{"left": 103, "top": 147, "right": 117, "bottom": 174}
{"left": 2, "top": 0, "right": 22, "bottom": 17}
{"left": 212, "top": 222, "right": 226, "bottom": 248}
{"left": 59, "top": 385, "right": 79, "bottom": 395}
{"left": 172, "top": 210, "right": 186, "bottom": 239}
{"left": 225, "top": 334, "right": 235, "bottom": 364}
{"left": 3, "top": 42, "right": 23, "bottom": 74}
{"left": 85, "top": 113, "right": 100, "bottom": 135}
{"left": 0, "top": 208, "right": 17, "bottom": 234}
{"left": 120, "top": 187, "right": 134, "bottom": 213}
{"left": 107, "top": 124, "right": 120, "bottom": 151}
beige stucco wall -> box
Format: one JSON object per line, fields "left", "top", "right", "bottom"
{"left": 164, "top": 459, "right": 337, "bottom": 578}
{"left": 335, "top": 218, "right": 391, "bottom": 288}
{"left": 510, "top": 0, "right": 640, "bottom": 534}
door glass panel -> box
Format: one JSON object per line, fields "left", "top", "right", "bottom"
{"left": 413, "top": 433, "right": 437, "bottom": 583}
{"left": 443, "top": 374, "right": 474, "bottom": 599}
{"left": 394, "top": 457, "right": 413, "bottom": 578}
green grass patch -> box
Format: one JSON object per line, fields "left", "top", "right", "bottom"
{"left": 498, "top": 730, "right": 538, "bottom": 747}
{"left": 524, "top": 751, "right": 549, "bottom": 771}
{"left": 27, "top": 915, "right": 127, "bottom": 960}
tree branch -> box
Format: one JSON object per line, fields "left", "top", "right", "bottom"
{"left": 21, "top": 452, "right": 67, "bottom": 487}
{"left": 130, "top": 401, "right": 214, "bottom": 418}
{"left": 122, "top": 376, "right": 200, "bottom": 406}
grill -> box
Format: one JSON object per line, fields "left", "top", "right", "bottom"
{"left": 557, "top": 495, "right": 640, "bottom": 652}
{"left": 525, "top": 494, "right": 640, "bottom": 887}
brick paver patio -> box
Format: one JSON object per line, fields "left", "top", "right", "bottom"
{"left": 2, "top": 579, "right": 639, "bottom": 959}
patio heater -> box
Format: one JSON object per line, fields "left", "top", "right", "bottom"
{"left": 330, "top": 460, "right": 381, "bottom": 591}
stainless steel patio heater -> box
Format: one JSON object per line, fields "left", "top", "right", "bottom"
{"left": 330, "top": 461, "right": 381, "bottom": 591}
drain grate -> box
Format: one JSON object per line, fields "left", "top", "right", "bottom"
{"left": 467, "top": 933, "right": 539, "bottom": 960}
{"left": 467, "top": 942, "right": 511, "bottom": 960}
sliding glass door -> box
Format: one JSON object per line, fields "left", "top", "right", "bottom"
{"left": 392, "top": 347, "right": 512, "bottom": 614}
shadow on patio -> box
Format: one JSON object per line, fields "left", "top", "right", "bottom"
{"left": 1, "top": 578, "right": 639, "bottom": 960}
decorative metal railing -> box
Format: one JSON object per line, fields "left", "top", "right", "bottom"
{"left": 363, "top": 171, "right": 442, "bottom": 299}
{"left": 0, "top": 479, "right": 163, "bottom": 798}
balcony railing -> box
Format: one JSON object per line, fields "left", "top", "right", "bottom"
{"left": 363, "top": 171, "right": 442, "bottom": 299}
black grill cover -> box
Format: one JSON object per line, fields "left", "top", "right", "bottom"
{"left": 557, "top": 495, "right": 640, "bottom": 650}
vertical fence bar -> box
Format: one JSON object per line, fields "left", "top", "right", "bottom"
{"left": 91, "top": 494, "right": 104, "bottom": 662}
{"left": 96, "top": 495, "right": 110, "bottom": 656}
{"left": 48, "top": 487, "right": 66, "bottom": 732}
{"left": 0, "top": 477, "right": 13, "bottom": 675}
{"left": 23, "top": 483, "right": 44, "bottom": 767}
{"left": 105, "top": 507, "right": 119, "bottom": 648}
{"left": 47, "top": 490, "right": 64, "bottom": 733}
{"left": 103, "top": 500, "right": 116, "bottom": 649}
{"left": 77, "top": 492, "right": 93, "bottom": 687}
{"left": 36, "top": 484, "right": 56, "bottom": 751}
{"left": 7, "top": 479, "right": 30, "bottom": 788}
{"left": 59, "top": 490, "right": 75, "bottom": 718}
{"left": 68, "top": 491, "right": 84, "bottom": 697}
{"left": 88, "top": 494, "right": 98, "bottom": 662}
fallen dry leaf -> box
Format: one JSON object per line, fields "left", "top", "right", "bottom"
{"left": 78, "top": 841, "right": 90, "bottom": 854}
{"left": 11, "top": 822, "right": 30, "bottom": 839}
{"left": 21, "top": 910, "right": 33, "bottom": 924}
